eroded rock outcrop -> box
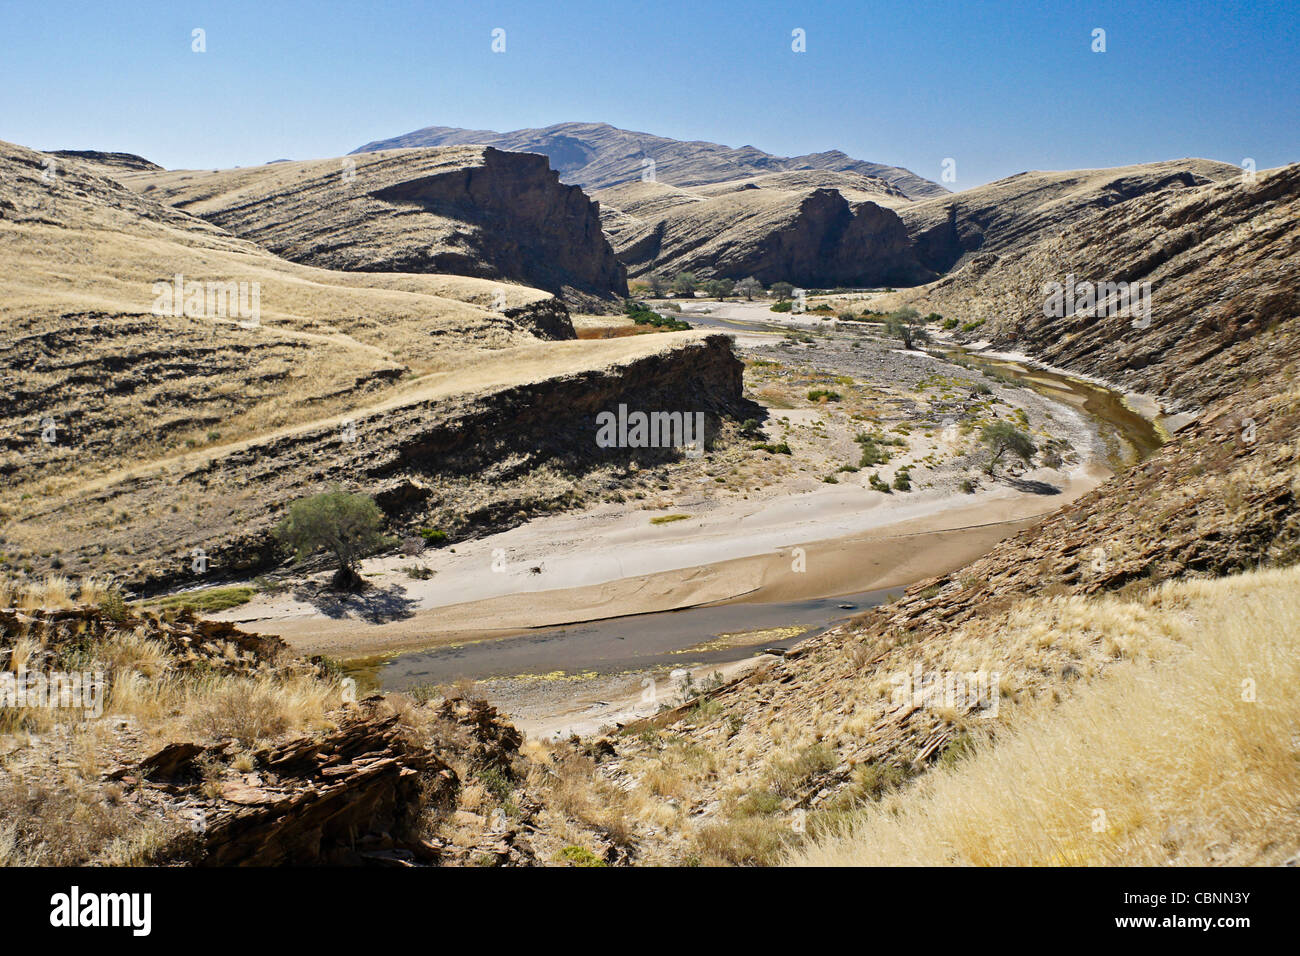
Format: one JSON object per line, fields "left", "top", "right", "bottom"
{"left": 115, "top": 146, "right": 627, "bottom": 306}
{"left": 599, "top": 179, "right": 932, "bottom": 286}
{"left": 13, "top": 332, "right": 748, "bottom": 593}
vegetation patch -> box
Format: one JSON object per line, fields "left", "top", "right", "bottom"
{"left": 650, "top": 513, "right": 692, "bottom": 525}
{"left": 142, "top": 585, "right": 258, "bottom": 614}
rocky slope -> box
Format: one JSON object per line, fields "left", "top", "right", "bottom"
{"left": 898, "top": 159, "right": 1242, "bottom": 274}
{"left": 598, "top": 178, "right": 933, "bottom": 286}
{"left": 0, "top": 601, "right": 607, "bottom": 866}
{"left": 895, "top": 163, "right": 1300, "bottom": 412}
{"left": 352, "top": 120, "right": 948, "bottom": 199}
{"left": 551, "top": 309, "right": 1300, "bottom": 865}
{"left": 112, "top": 146, "right": 627, "bottom": 306}
{"left": 0, "top": 139, "right": 746, "bottom": 591}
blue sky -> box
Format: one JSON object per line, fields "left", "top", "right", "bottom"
{"left": 1, "top": 0, "right": 1296, "bottom": 187}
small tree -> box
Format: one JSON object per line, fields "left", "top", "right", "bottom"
{"left": 647, "top": 272, "right": 667, "bottom": 296}
{"left": 980, "top": 422, "right": 1036, "bottom": 475}
{"left": 703, "top": 277, "right": 734, "bottom": 298}
{"left": 770, "top": 281, "right": 795, "bottom": 301}
{"left": 735, "top": 276, "right": 762, "bottom": 300}
{"left": 672, "top": 271, "right": 698, "bottom": 296}
{"left": 275, "top": 487, "right": 387, "bottom": 589}
{"left": 885, "top": 307, "right": 929, "bottom": 350}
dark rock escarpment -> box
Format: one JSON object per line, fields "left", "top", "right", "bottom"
{"left": 600, "top": 181, "right": 933, "bottom": 287}
{"left": 15, "top": 333, "right": 748, "bottom": 593}
{"left": 115, "top": 146, "right": 628, "bottom": 306}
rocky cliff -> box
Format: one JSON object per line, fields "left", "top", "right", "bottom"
{"left": 114, "top": 146, "right": 628, "bottom": 306}
{"left": 599, "top": 178, "right": 932, "bottom": 286}
{"left": 0, "top": 139, "right": 744, "bottom": 592}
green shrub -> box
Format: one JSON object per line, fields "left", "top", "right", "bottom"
{"left": 275, "top": 487, "right": 387, "bottom": 589}
{"left": 557, "top": 845, "right": 607, "bottom": 867}
{"left": 855, "top": 431, "right": 903, "bottom": 467}
{"left": 99, "top": 588, "right": 129, "bottom": 625}
{"left": 146, "top": 585, "right": 257, "bottom": 614}
{"left": 649, "top": 513, "right": 692, "bottom": 525}
{"left": 980, "top": 421, "right": 1037, "bottom": 475}
{"left": 624, "top": 299, "right": 690, "bottom": 331}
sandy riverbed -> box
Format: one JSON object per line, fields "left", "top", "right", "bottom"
{"left": 218, "top": 467, "right": 1100, "bottom": 658}
{"left": 214, "top": 300, "right": 1113, "bottom": 660}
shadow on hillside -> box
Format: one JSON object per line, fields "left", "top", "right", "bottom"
{"left": 290, "top": 581, "right": 419, "bottom": 624}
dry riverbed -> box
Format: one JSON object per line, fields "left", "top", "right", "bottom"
{"left": 196, "top": 297, "right": 1128, "bottom": 733}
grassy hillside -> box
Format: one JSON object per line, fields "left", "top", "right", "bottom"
{"left": 791, "top": 564, "right": 1300, "bottom": 866}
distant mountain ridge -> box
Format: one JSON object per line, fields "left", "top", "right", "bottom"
{"left": 352, "top": 121, "right": 949, "bottom": 200}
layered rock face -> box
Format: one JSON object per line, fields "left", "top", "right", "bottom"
{"left": 901, "top": 163, "right": 1300, "bottom": 412}
{"left": 898, "top": 159, "right": 1242, "bottom": 274}
{"left": 114, "top": 146, "right": 628, "bottom": 306}
{"left": 599, "top": 178, "right": 933, "bottom": 287}
{"left": 352, "top": 120, "right": 948, "bottom": 199}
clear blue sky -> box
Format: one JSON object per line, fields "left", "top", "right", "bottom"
{"left": 1, "top": 0, "right": 1296, "bottom": 187}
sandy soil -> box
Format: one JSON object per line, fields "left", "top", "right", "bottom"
{"left": 221, "top": 473, "right": 1098, "bottom": 658}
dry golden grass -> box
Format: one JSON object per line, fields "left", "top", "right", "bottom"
{"left": 1, "top": 593, "right": 352, "bottom": 863}
{"left": 0, "top": 574, "right": 117, "bottom": 611}
{"left": 787, "top": 564, "right": 1300, "bottom": 866}
{"left": 181, "top": 672, "right": 337, "bottom": 748}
